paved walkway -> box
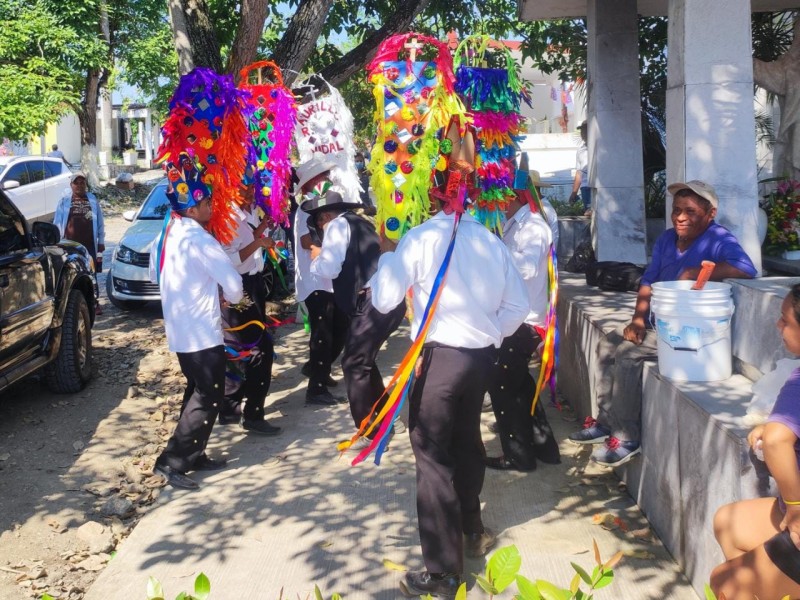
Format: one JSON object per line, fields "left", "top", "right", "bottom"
{"left": 83, "top": 316, "right": 699, "bottom": 599}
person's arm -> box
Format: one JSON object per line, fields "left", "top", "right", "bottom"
{"left": 201, "top": 238, "right": 243, "bottom": 304}
{"left": 237, "top": 236, "right": 274, "bottom": 264}
{"left": 678, "top": 263, "right": 754, "bottom": 281}
{"left": 623, "top": 285, "right": 653, "bottom": 344}
{"left": 508, "top": 218, "right": 548, "bottom": 282}
{"left": 300, "top": 233, "right": 313, "bottom": 250}
{"left": 93, "top": 197, "right": 105, "bottom": 252}
{"left": 569, "top": 171, "right": 582, "bottom": 203}
{"left": 368, "top": 246, "right": 412, "bottom": 314}
{"left": 53, "top": 196, "right": 68, "bottom": 238}
{"left": 761, "top": 422, "right": 800, "bottom": 548}
{"left": 496, "top": 254, "right": 530, "bottom": 338}
{"left": 310, "top": 217, "right": 349, "bottom": 279}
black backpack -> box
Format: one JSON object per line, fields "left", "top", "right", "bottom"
{"left": 564, "top": 240, "right": 596, "bottom": 273}
{"left": 585, "top": 261, "right": 644, "bottom": 292}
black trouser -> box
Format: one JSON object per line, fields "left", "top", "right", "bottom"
{"left": 304, "top": 290, "right": 349, "bottom": 394}
{"left": 341, "top": 290, "right": 405, "bottom": 428}
{"left": 221, "top": 273, "right": 274, "bottom": 420}
{"left": 158, "top": 345, "right": 226, "bottom": 473}
{"left": 488, "top": 325, "right": 560, "bottom": 469}
{"left": 410, "top": 344, "right": 496, "bottom": 575}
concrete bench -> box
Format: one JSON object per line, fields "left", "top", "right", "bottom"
{"left": 556, "top": 273, "right": 800, "bottom": 596}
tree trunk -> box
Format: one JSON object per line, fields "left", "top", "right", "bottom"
{"left": 77, "top": 69, "right": 102, "bottom": 185}
{"left": 319, "top": 0, "right": 433, "bottom": 88}
{"left": 271, "top": 0, "right": 336, "bottom": 86}
{"left": 226, "top": 0, "right": 272, "bottom": 79}
{"left": 168, "top": 0, "right": 223, "bottom": 74}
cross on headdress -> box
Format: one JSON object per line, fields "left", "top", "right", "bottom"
{"left": 404, "top": 37, "right": 423, "bottom": 61}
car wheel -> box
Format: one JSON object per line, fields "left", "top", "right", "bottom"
{"left": 106, "top": 275, "right": 147, "bottom": 310}
{"left": 45, "top": 290, "right": 92, "bottom": 393}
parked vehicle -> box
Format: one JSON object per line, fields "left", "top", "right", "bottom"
{"left": 0, "top": 156, "right": 72, "bottom": 223}
{"left": 0, "top": 188, "right": 96, "bottom": 394}
{"left": 107, "top": 180, "right": 288, "bottom": 311}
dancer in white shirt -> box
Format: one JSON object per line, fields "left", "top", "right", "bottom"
{"left": 486, "top": 175, "right": 561, "bottom": 471}
{"left": 369, "top": 200, "right": 529, "bottom": 597}
{"left": 150, "top": 156, "right": 243, "bottom": 490}
{"left": 219, "top": 183, "right": 282, "bottom": 435}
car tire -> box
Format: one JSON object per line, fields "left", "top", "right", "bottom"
{"left": 106, "top": 275, "right": 147, "bottom": 310}
{"left": 45, "top": 290, "right": 92, "bottom": 393}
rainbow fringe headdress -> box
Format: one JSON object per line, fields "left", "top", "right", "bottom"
{"left": 239, "top": 61, "right": 297, "bottom": 227}
{"left": 454, "top": 36, "right": 530, "bottom": 235}
{"left": 367, "top": 33, "right": 467, "bottom": 240}
{"left": 156, "top": 67, "right": 249, "bottom": 244}
{"left": 293, "top": 74, "right": 361, "bottom": 204}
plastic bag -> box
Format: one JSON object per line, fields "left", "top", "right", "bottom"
{"left": 744, "top": 358, "right": 800, "bottom": 426}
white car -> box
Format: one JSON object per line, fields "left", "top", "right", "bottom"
{"left": 106, "top": 181, "right": 169, "bottom": 310}
{"left": 0, "top": 156, "right": 72, "bottom": 222}
{"left": 106, "top": 180, "right": 289, "bottom": 310}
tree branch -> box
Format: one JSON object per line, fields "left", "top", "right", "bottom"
{"left": 272, "top": 0, "right": 336, "bottom": 86}
{"left": 226, "top": 0, "right": 271, "bottom": 78}
{"left": 318, "top": 0, "right": 433, "bottom": 88}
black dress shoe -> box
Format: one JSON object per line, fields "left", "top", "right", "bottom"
{"left": 485, "top": 455, "right": 536, "bottom": 472}
{"left": 301, "top": 363, "right": 338, "bottom": 387}
{"left": 192, "top": 454, "right": 227, "bottom": 471}
{"left": 241, "top": 419, "right": 282, "bottom": 436}
{"left": 305, "top": 390, "right": 346, "bottom": 406}
{"left": 400, "top": 571, "right": 461, "bottom": 598}
{"left": 218, "top": 413, "right": 241, "bottom": 425}
{"left": 464, "top": 528, "right": 498, "bottom": 558}
{"left": 154, "top": 463, "right": 199, "bottom": 490}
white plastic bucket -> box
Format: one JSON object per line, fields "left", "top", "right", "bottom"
{"left": 650, "top": 281, "right": 734, "bottom": 382}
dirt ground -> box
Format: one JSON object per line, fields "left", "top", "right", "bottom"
{"left": 0, "top": 188, "right": 297, "bottom": 600}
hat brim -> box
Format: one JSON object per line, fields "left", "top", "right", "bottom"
{"left": 295, "top": 159, "right": 338, "bottom": 191}
{"left": 667, "top": 181, "right": 718, "bottom": 209}
{"left": 300, "top": 199, "right": 363, "bottom": 214}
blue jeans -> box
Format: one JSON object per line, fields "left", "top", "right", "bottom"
{"left": 580, "top": 186, "right": 592, "bottom": 211}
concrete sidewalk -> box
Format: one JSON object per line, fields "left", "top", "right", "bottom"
{"left": 85, "top": 322, "right": 699, "bottom": 600}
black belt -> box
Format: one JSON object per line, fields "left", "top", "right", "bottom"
{"left": 423, "top": 342, "right": 493, "bottom": 353}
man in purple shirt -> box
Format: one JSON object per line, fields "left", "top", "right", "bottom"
{"left": 568, "top": 180, "right": 757, "bottom": 467}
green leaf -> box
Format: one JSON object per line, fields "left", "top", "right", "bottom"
{"left": 487, "top": 545, "right": 522, "bottom": 592}
{"left": 515, "top": 574, "right": 542, "bottom": 600}
{"left": 194, "top": 573, "right": 210, "bottom": 600}
{"left": 535, "top": 580, "right": 571, "bottom": 600}
{"left": 455, "top": 582, "right": 468, "bottom": 600}
{"left": 314, "top": 584, "right": 324, "bottom": 600}
{"left": 703, "top": 584, "right": 718, "bottom": 600}
{"left": 332, "top": 594, "right": 343, "bottom": 600}
{"left": 174, "top": 593, "right": 187, "bottom": 600}
{"left": 570, "top": 562, "right": 592, "bottom": 586}
{"left": 475, "top": 574, "right": 498, "bottom": 595}
{"left": 147, "top": 576, "right": 165, "bottom": 600}
{"left": 592, "top": 570, "right": 614, "bottom": 590}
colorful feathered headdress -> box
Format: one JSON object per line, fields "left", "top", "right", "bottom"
{"left": 239, "top": 61, "right": 297, "bottom": 227}
{"left": 366, "top": 32, "right": 467, "bottom": 239}
{"left": 454, "top": 35, "right": 530, "bottom": 235}
{"left": 156, "top": 67, "right": 249, "bottom": 244}
{"left": 293, "top": 74, "right": 361, "bottom": 204}
{"left": 163, "top": 151, "right": 210, "bottom": 211}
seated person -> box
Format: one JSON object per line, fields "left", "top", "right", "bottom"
{"left": 710, "top": 283, "right": 800, "bottom": 600}
{"left": 568, "top": 180, "right": 757, "bottom": 466}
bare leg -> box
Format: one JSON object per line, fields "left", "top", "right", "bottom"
{"left": 710, "top": 544, "right": 800, "bottom": 600}
{"left": 713, "top": 498, "right": 782, "bottom": 560}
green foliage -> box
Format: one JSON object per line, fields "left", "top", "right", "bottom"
{"left": 645, "top": 171, "right": 666, "bottom": 219}
{"left": 762, "top": 179, "right": 800, "bottom": 255}
{"left": 549, "top": 198, "right": 586, "bottom": 217}
{"left": 145, "top": 572, "right": 211, "bottom": 600}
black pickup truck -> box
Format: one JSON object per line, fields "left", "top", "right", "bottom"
{"left": 0, "top": 189, "right": 96, "bottom": 394}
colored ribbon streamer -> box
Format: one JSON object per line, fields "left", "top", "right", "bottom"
{"left": 339, "top": 214, "right": 462, "bottom": 465}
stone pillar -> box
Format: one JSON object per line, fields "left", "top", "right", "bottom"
{"left": 587, "top": 0, "right": 647, "bottom": 263}
{"left": 144, "top": 112, "right": 153, "bottom": 165}
{"left": 666, "top": 0, "right": 762, "bottom": 274}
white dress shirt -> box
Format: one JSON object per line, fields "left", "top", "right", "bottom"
{"left": 503, "top": 204, "right": 552, "bottom": 328}
{"left": 369, "top": 212, "right": 528, "bottom": 349}
{"left": 151, "top": 217, "right": 243, "bottom": 353}
{"left": 223, "top": 204, "right": 265, "bottom": 275}
{"left": 294, "top": 209, "right": 334, "bottom": 301}
{"left": 309, "top": 212, "right": 350, "bottom": 280}
{"left": 541, "top": 198, "right": 559, "bottom": 250}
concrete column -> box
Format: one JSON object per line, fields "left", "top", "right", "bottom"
{"left": 587, "top": 0, "right": 647, "bottom": 263}
{"left": 144, "top": 112, "right": 153, "bottom": 164}
{"left": 666, "top": 0, "right": 762, "bottom": 274}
